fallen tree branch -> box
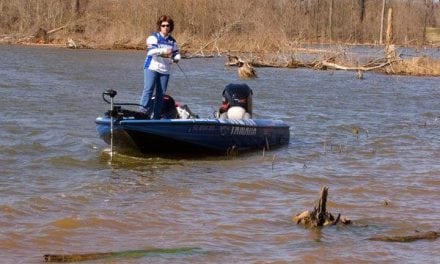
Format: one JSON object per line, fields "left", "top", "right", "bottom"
{"left": 17, "top": 25, "right": 67, "bottom": 44}
{"left": 44, "top": 247, "right": 201, "bottom": 262}
{"left": 47, "top": 25, "right": 66, "bottom": 35}
{"left": 369, "top": 231, "right": 439, "bottom": 242}
{"left": 320, "top": 59, "right": 400, "bottom": 71}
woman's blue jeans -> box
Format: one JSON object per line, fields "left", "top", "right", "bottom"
{"left": 139, "top": 69, "right": 170, "bottom": 119}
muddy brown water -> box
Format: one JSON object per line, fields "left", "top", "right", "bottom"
{"left": 0, "top": 45, "right": 439, "bottom": 263}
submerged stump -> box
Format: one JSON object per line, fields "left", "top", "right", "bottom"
{"left": 292, "top": 186, "right": 351, "bottom": 227}
{"left": 226, "top": 55, "right": 257, "bottom": 78}
{"left": 238, "top": 61, "right": 257, "bottom": 79}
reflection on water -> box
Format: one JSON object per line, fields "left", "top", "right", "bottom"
{"left": 0, "top": 44, "right": 439, "bottom": 263}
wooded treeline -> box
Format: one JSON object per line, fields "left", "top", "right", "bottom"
{"left": 1, "top": 0, "right": 439, "bottom": 51}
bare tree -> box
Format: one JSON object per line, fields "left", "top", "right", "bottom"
{"left": 380, "top": 0, "right": 386, "bottom": 44}
{"left": 328, "top": 0, "right": 334, "bottom": 42}
{"left": 1, "top": 0, "right": 439, "bottom": 47}
{"left": 359, "top": 0, "right": 365, "bottom": 22}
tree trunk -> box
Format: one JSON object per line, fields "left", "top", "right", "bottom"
{"left": 386, "top": 8, "right": 393, "bottom": 45}
{"left": 423, "top": 0, "right": 429, "bottom": 44}
{"left": 379, "top": 0, "right": 386, "bottom": 44}
{"left": 75, "top": 0, "right": 80, "bottom": 14}
{"left": 359, "top": 0, "right": 365, "bottom": 22}
{"left": 385, "top": 8, "right": 395, "bottom": 60}
{"left": 315, "top": 0, "right": 320, "bottom": 43}
{"left": 328, "top": 0, "right": 333, "bottom": 43}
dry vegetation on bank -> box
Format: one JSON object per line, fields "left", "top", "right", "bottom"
{"left": 2, "top": 0, "right": 439, "bottom": 49}
{"left": 1, "top": 0, "right": 439, "bottom": 76}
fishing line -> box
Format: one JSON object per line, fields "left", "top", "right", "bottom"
{"left": 175, "top": 62, "right": 192, "bottom": 89}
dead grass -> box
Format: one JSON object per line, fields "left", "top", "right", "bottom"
{"left": 2, "top": 0, "right": 440, "bottom": 50}
{"left": 385, "top": 57, "right": 440, "bottom": 76}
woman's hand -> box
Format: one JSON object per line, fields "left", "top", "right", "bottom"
{"left": 161, "top": 48, "right": 172, "bottom": 58}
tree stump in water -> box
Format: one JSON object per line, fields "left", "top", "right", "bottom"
{"left": 292, "top": 186, "right": 351, "bottom": 227}
{"left": 225, "top": 55, "right": 257, "bottom": 78}
{"left": 238, "top": 61, "right": 257, "bottom": 79}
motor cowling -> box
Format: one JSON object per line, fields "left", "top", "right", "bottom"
{"left": 220, "top": 83, "right": 253, "bottom": 118}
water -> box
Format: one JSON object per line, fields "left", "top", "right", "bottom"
{"left": 0, "top": 44, "right": 439, "bottom": 263}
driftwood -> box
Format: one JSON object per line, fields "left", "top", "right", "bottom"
{"left": 47, "top": 25, "right": 67, "bottom": 35}
{"left": 223, "top": 10, "right": 438, "bottom": 77}
{"left": 18, "top": 25, "right": 67, "bottom": 44}
{"left": 369, "top": 231, "right": 439, "bottom": 243}
{"left": 225, "top": 51, "right": 399, "bottom": 75}
{"left": 44, "top": 247, "right": 201, "bottom": 262}
{"left": 318, "top": 57, "right": 397, "bottom": 71}
{"left": 66, "top": 38, "right": 77, "bottom": 49}
{"left": 292, "top": 186, "right": 351, "bottom": 227}
{"left": 225, "top": 50, "right": 440, "bottom": 76}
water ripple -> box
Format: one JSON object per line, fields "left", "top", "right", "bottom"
{"left": 0, "top": 45, "right": 439, "bottom": 263}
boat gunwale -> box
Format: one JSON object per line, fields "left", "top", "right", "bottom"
{"left": 95, "top": 117, "right": 290, "bottom": 129}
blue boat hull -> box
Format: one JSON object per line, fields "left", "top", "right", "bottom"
{"left": 95, "top": 117, "right": 290, "bottom": 154}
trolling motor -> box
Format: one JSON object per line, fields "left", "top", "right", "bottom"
{"left": 103, "top": 89, "right": 117, "bottom": 99}
{"left": 102, "top": 89, "right": 122, "bottom": 118}
{"left": 101, "top": 89, "right": 118, "bottom": 160}
{"left": 101, "top": 89, "right": 152, "bottom": 119}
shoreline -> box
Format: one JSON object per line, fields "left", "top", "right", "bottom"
{"left": 1, "top": 34, "right": 439, "bottom": 53}
{"left": 2, "top": 39, "right": 439, "bottom": 77}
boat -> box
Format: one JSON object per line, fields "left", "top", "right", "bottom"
{"left": 95, "top": 83, "right": 290, "bottom": 155}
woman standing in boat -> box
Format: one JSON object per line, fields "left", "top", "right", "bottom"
{"left": 140, "top": 15, "right": 181, "bottom": 119}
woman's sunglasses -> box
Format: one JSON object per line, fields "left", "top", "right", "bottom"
{"left": 161, "top": 24, "right": 170, "bottom": 28}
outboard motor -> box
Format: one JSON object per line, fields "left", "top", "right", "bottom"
{"left": 219, "top": 83, "right": 253, "bottom": 119}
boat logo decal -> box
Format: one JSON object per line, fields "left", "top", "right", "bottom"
{"left": 230, "top": 126, "right": 257, "bottom": 136}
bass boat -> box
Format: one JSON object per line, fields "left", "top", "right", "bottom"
{"left": 95, "top": 83, "right": 290, "bottom": 155}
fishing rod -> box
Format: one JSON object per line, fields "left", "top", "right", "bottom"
{"left": 176, "top": 62, "right": 188, "bottom": 80}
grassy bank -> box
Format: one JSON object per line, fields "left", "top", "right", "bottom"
{"left": 1, "top": 0, "right": 440, "bottom": 52}
{"left": 1, "top": 0, "right": 439, "bottom": 76}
